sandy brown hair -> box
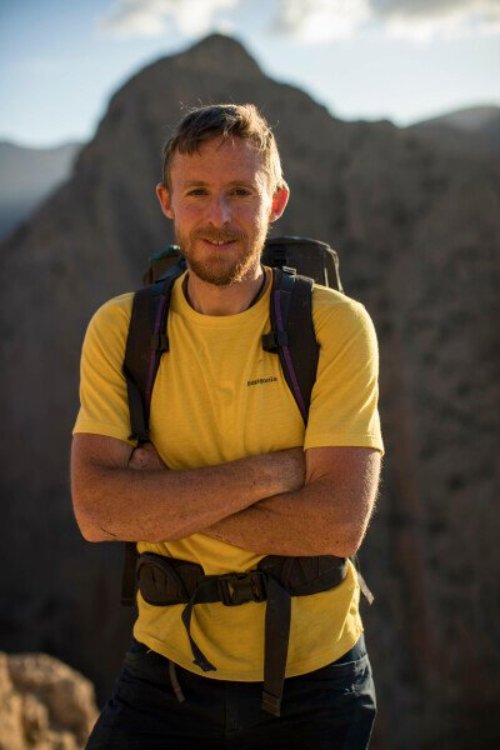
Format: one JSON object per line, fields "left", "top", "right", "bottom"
{"left": 161, "top": 103, "right": 284, "bottom": 191}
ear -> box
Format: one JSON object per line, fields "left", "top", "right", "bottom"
{"left": 269, "top": 184, "right": 290, "bottom": 223}
{"left": 156, "top": 183, "right": 174, "bottom": 220}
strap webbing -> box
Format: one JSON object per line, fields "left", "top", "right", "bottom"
{"left": 262, "top": 576, "right": 292, "bottom": 716}
{"left": 263, "top": 268, "right": 319, "bottom": 423}
{"left": 123, "top": 263, "right": 184, "bottom": 444}
{"left": 120, "top": 263, "right": 183, "bottom": 605}
{"left": 121, "top": 542, "right": 139, "bottom": 606}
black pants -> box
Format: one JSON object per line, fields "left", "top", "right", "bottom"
{"left": 86, "top": 636, "right": 376, "bottom": 749}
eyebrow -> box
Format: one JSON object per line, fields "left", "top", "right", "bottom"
{"left": 180, "top": 179, "right": 258, "bottom": 188}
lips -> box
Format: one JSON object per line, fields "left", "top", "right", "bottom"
{"left": 202, "top": 238, "right": 236, "bottom": 246}
{"left": 194, "top": 229, "right": 244, "bottom": 246}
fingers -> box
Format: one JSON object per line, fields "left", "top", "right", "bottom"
{"left": 128, "top": 443, "right": 167, "bottom": 471}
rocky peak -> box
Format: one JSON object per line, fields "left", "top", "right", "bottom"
{"left": 171, "top": 32, "right": 263, "bottom": 77}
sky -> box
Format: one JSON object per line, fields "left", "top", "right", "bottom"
{"left": 0, "top": 0, "right": 499, "bottom": 148}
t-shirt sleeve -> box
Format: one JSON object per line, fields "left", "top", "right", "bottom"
{"left": 304, "top": 287, "right": 384, "bottom": 453}
{"left": 73, "top": 293, "right": 135, "bottom": 444}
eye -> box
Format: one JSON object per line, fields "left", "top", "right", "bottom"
{"left": 230, "top": 187, "right": 252, "bottom": 197}
{"left": 186, "top": 187, "right": 208, "bottom": 197}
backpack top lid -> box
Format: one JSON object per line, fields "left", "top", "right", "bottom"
{"left": 143, "top": 236, "right": 343, "bottom": 292}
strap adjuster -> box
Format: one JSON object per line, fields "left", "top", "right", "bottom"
{"left": 128, "top": 429, "right": 150, "bottom": 443}
{"left": 150, "top": 332, "right": 169, "bottom": 353}
{"left": 262, "top": 330, "right": 288, "bottom": 352}
{"left": 217, "top": 572, "right": 267, "bottom": 606}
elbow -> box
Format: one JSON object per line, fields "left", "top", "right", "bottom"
{"left": 79, "top": 525, "right": 105, "bottom": 543}
{"left": 78, "top": 515, "right": 112, "bottom": 542}
{"left": 72, "top": 491, "right": 112, "bottom": 543}
{"left": 73, "top": 507, "right": 107, "bottom": 543}
{"left": 323, "top": 525, "right": 365, "bottom": 558}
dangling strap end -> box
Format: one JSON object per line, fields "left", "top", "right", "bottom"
{"left": 168, "top": 660, "right": 186, "bottom": 703}
{"left": 262, "top": 691, "right": 281, "bottom": 717}
{"left": 193, "top": 657, "right": 216, "bottom": 673}
{"left": 358, "top": 571, "right": 375, "bottom": 605}
{"left": 182, "top": 599, "right": 217, "bottom": 673}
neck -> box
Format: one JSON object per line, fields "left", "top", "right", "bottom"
{"left": 184, "top": 268, "right": 267, "bottom": 316}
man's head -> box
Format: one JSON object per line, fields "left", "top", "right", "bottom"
{"left": 156, "top": 104, "right": 289, "bottom": 288}
{"left": 161, "top": 103, "right": 285, "bottom": 193}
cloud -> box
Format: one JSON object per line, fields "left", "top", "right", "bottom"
{"left": 271, "top": 0, "right": 371, "bottom": 42}
{"left": 99, "top": 0, "right": 500, "bottom": 43}
{"left": 99, "top": 0, "right": 238, "bottom": 38}
{"left": 371, "top": 0, "right": 500, "bottom": 40}
{"left": 271, "top": 0, "right": 500, "bottom": 42}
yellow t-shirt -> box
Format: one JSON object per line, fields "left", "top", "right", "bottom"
{"left": 74, "top": 270, "right": 383, "bottom": 681}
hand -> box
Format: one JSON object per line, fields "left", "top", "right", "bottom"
{"left": 277, "top": 447, "right": 306, "bottom": 493}
{"left": 128, "top": 442, "right": 168, "bottom": 472}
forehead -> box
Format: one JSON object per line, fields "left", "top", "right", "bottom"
{"left": 169, "top": 136, "right": 269, "bottom": 187}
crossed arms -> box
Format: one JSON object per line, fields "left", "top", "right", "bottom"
{"left": 71, "top": 434, "right": 380, "bottom": 557}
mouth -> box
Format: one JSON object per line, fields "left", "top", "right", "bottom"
{"left": 200, "top": 237, "right": 238, "bottom": 250}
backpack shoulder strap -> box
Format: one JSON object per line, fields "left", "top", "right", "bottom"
{"left": 262, "top": 267, "right": 319, "bottom": 423}
{"left": 262, "top": 268, "right": 374, "bottom": 604}
{"left": 123, "top": 262, "right": 184, "bottom": 443}
{"left": 121, "top": 262, "right": 183, "bottom": 607}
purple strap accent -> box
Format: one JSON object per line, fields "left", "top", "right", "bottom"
{"left": 273, "top": 290, "right": 307, "bottom": 421}
{"left": 145, "top": 294, "right": 167, "bottom": 411}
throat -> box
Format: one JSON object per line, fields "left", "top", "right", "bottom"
{"left": 183, "top": 269, "right": 267, "bottom": 316}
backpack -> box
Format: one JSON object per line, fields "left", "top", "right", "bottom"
{"left": 120, "top": 236, "right": 371, "bottom": 716}
{"left": 124, "top": 235, "right": 342, "bottom": 443}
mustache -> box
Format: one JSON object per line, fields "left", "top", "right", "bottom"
{"left": 192, "top": 228, "right": 245, "bottom": 243}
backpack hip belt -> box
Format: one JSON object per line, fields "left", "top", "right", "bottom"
{"left": 136, "top": 551, "right": 348, "bottom": 717}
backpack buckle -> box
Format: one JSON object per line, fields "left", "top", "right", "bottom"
{"left": 217, "top": 572, "right": 267, "bottom": 606}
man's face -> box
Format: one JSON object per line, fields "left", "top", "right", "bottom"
{"left": 157, "top": 137, "right": 288, "bottom": 286}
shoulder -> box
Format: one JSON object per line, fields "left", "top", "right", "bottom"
{"left": 85, "top": 292, "right": 134, "bottom": 337}
{"left": 89, "top": 291, "right": 135, "bottom": 326}
{"left": 82, "top": 292, "right": 135, "bottom": 360}
{"left": 311, "top": 284, "right": 377, "bottom": 346}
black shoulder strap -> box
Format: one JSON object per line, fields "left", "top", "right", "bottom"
{"left": 262, "top": 268, "right": 319, "bottom": 423}
{"left": 123, "top": 262, "right": 184, "bottom": 443}
{"left": 121, "top": 261, "right": 184, "bottom": 606}
{"left": 262, "top": 270, "right": 374, "bottom": 605}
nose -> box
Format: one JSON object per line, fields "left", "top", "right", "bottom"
{"left": 207, "top": 194, "right": 231, "bottom": 227}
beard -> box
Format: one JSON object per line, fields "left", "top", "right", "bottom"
{"left": 175, "top": 225, "right": 268, "bottom": 287}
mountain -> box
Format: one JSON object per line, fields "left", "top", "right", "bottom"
{"left": 0, "top": 141, "right": 81, "bottom": 240}
{"left": 1, "top": 34, "right": 499, "bottom": 750}
{"left": 407, "top": 104, "right": 500, "bottom": 153}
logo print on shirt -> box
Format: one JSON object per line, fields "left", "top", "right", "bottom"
{"left": 247, "top": 377, "right": 278, "bottom": 387}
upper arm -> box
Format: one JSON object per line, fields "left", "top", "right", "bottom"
{"left": 73, "top": 295, "right": 134, "bottom": 445}
{"left": 71, "top": 433, "right": 134, "bottom": 539}
{"left": 304, "top": 445, "right": 381, "bottom": 555}
{"left": 301, "top": 292, "right": 383, "bottom": 555}
{"left": 305, "top": 445, "right": 381, "bottom": 487}
{"left": 305, "top": 293, "right": 384, "bottom": 455}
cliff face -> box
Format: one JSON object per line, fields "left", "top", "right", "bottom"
{"left": 0, "top": 652, "right": 97, "bottom": 749}
{"left": 0, "top": 141, "right": 81, "bottom": 240}
{"left": 1, "top": 34, "right": 498, "bottom": 749}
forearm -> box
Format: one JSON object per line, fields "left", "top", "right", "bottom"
{"left": 205, "top": 482, "right": 355, "bottom": 557}
{"left": 205, "top": 449, "right": 381, "bottom": 557}
{"left": 71, "top": 437, "right": 305, "bottom": 543}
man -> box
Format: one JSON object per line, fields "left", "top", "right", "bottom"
{"left": 71, "top": 103, "right": 383, "bottom": 749}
